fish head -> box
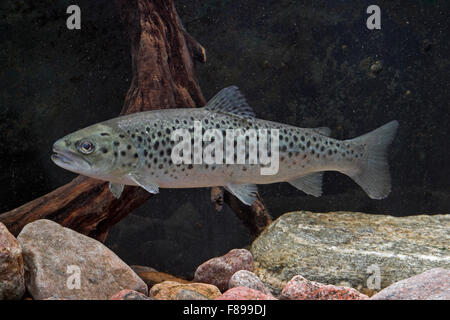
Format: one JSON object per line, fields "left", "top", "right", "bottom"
{"left": 51, "top": 123, "right": 137, "bottom": 179}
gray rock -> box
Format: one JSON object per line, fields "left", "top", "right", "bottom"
{"left": 17, "top": 219, "right": 147, "bottom": 300}
{"left": 0, "top": 222, "right": 25, "bottom": 300}
{"left": 228, "top": 270, "right": 272, "bottom": 295}
{"left": 175, "top": 289, "right": 209, "bottom": 300}
{"left": 110, "top": 289, "right": 154, "bottom": 300}
{"left": 251, "top": 211, "right": 450, "bottom": 295}
{"left": 371, "top": 268, "right": 450, "bottom": 300}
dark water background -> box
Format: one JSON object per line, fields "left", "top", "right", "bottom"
{"left": 0, "top": 0, "right": 448, "bottom": 278}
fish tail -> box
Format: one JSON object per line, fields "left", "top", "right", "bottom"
{"left": 342, "top": 120, "right": 399, "bottom": 199}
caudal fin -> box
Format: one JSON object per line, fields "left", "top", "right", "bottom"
{"left": 344, "top": 120, "right": 399, "bottom": 199}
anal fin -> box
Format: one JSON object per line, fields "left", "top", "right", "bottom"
{"left": 288, "top": 172, "right": 323, "bottom": 197}
{"left": 225, "top": 183, "right": 258, "bottom": 206}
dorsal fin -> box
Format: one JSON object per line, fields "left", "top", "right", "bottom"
{"left": 204, "top": 86, "right": 256, "bottom": 119}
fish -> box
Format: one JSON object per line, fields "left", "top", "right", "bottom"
{"left": 51, "top": 86, "right": 399, "bottom": 205}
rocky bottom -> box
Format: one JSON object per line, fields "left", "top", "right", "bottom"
{"left": 0, "top": 211, "right": 449, "bottom": 300}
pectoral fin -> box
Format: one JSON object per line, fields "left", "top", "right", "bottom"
{"left": 129, "top": 173, "right": 159, "bottom": 194}
{"left": 109, "top": 182, "right": 124, "bottom": 199}
{"left": 225, "top": 183, "right": 258, "bottom": 206}
{"left": 288, "top": 172, "right": 323, "bottom": 197}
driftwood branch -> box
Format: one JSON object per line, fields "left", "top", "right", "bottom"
{"left": 0, "top": 0, "right": 270, "bottom": 241}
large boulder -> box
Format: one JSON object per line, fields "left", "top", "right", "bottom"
{"left": 251, "top": 211, "right": 450, "bottom": 295}
{"left": 17, "top": 219, "right": 147, "bottom": 300}
{"left": 371, "top": 268, "right": 450, "bottom": 300}
{"left": 0, "top": 222, "right": 25, "bottom": 300}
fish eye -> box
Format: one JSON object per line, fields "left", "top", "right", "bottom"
{"left": 78, "top": 140, "right": 95, "bottom": 154}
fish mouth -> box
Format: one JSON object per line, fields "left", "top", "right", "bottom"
{"left": 51, "top": 147, "right": 91, "bottom": 171}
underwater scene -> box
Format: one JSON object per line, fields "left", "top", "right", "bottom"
{"left": 0, "top": 0, "right": 449, "bottom": 304}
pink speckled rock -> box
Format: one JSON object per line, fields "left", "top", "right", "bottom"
{"left": 110, "top": 289, "right": 153, "bottom": 300}
{"left": 0, "top": 222, "right": 25, "bottom": 300}
{"left": 215, "top": 286, "right": 277, "bottom": 300}
{"left": 280, "top": 275, "right": 368, "bottom": 300}
{"left": 371, "top": 268, "right": 450, "bottom": 300}
{"left": 228, "top": 270, "right": 272, "bottom": 295}
{"left": 194, "top": 249, "right": 254, "bottom": 292}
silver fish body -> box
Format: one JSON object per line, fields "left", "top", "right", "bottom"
{"left": 52, "top": 86, "right": 398, "bottom": 205}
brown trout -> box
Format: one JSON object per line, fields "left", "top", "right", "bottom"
{"left": 52, "top": 86, "right": 398, "bottom": 205}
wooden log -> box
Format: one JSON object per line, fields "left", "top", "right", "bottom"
{"left": 0, "top": 0, "right": 271, "bottom": 241}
